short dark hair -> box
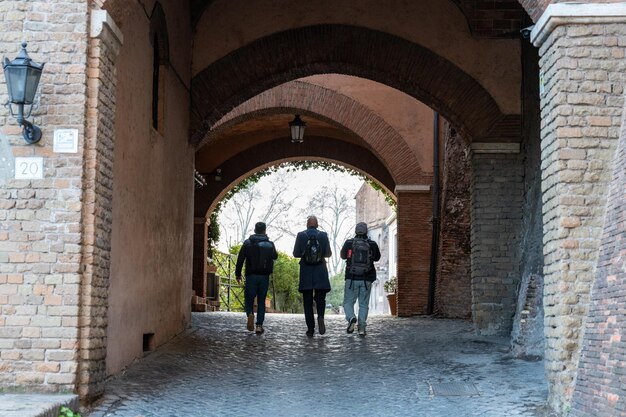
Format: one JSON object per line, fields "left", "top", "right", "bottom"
{"left": 306, "top": 216, "right": 318, "bottom": 228}
{"left": 254, "top": 222, "right": 266, "bottom": 234}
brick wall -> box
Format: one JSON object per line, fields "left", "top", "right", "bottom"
{"left": 452, "top": 0, "right": 525, "bottom": 38}
{"left": 537, "top": 22, "right": 626, "bottom": 411}
{"left": 0, "top": 1, "right": 90, "bottom": 393}
{"left": 77, "top": 9, "right": 122, "bottom": 400}
{"left": 470, "top": 152, "right": 524, "bottom": 336}
{"left": 205, "top": 80, "right": 427, "bottom": 185}
{"left": 519, "top": 1, "right": 626, "bottom": 23}
{"left": 570, "top": 95, "right": 626, "bottom": 417}
{"left": 190, "top": 25, "right": 513, "bottom": 147}
{"left": 396, "top": 191, "right": 432, "bottom": 316}
{"left": 434, "top": 125, "right": 471, "bottom": 318}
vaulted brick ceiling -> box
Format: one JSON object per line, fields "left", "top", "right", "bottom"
{"left": 191, "top": 0, "right": 529, "bottom": 35}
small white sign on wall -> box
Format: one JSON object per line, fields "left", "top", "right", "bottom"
{"left": 15, "top": 157, "right": 43, "bottom": 179}
{"left": 53, "top": 129, "right": 79, "bottom": 153}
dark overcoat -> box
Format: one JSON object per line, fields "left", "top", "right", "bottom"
{"left": 292, "top": 227, "right": 332, "bottom": 291}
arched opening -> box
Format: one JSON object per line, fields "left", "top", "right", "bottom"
{"left": 191, "top": 25, "right": 521, "bottom": 147}
{"left": 69, "top": 1, "right": 545, "bottom": 407}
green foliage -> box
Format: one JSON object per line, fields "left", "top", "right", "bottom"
{"left": 58, "top": 406, "right": 81, "bottom": 417}
{"left": 384, "top": 276, "right": 397, "bottom": 294}
{"left": 270, "top": 251, "right": 302, "bottom": 313}
{"left": 207, "top": 211, "right": 221, "bottom": 254}
{"left": 326, "top": 272, "right": 346, "bottom": 312}
{"left": 213, "top": 249, "right": 245, "bottom": 312}
{"left": 213, "top": 249, "right": 238, "bottom": 279}
{"left": 367, "top": 179, "right": 397, "bottom": 209}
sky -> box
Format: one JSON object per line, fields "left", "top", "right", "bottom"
{"left": 216, "top": 167, "right": 364, "bottom": 253}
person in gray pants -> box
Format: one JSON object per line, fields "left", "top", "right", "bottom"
{"left": 340, "top": 222, "right": 381, "bottom": 336}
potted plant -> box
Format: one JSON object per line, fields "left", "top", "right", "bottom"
{"left": 384, "top": 276, "right": 397, "bottom": 316}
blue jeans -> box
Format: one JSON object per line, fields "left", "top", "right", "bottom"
{"left": 343, "top": 280, "right": 372, "bottom": 330}
{"left": 245, "top": 275, "right": 270, "bottom": 325}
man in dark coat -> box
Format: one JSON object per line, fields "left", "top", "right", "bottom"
{"left": 235, "top": 222, "right": 278, "bottom": 334}
{"left": 340, "top": 222, "right": 381, "bottom": 336}
{"left": 292, "top": 216, "right": 332, "bottom": 337}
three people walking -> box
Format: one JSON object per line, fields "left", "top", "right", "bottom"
{"left": 235, "top": 218, "right": 379, "bottom": 337}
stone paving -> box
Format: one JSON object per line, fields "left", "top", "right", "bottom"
{"left": 86, "top": 312, "right": 551, "bottom": 417}
{"left": 0, "top": 393, "right": 78, "bottom": 417}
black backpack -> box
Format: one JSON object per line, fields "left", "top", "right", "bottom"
{"left": 248, "top": 240, "right": 275, "bottom": 274}
{"left": 348, "top": 237, "right": 372, "bottom": 276}
{"left": 303, "top": 232, "right": 323, "bottom": 265}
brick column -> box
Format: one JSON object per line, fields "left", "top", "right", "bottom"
{"left": 77, "top": 10, "right": 123, "bottom": 400}
{"left": 470, "top": 144, "right": 523, "bottom": 336}
{"left": 395, "top": 185, "right": 431, "bottom": 316}
{"left": 570, "top": 89, "right": 626, "bottom": 417}
{"left": 531, "top": 3, "right": 626, "bottom": 412}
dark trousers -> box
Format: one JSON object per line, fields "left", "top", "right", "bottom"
{"left": 245, "top": 275, "right": 270, "bottom": 325}
{"left": 301, "top": 289, "right": 328, "bottom": 330}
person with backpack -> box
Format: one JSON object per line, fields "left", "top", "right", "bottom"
{"left": 235, "top": 222, "right": 278, "bottom": 334}
{"left": 292, "top": 216, "right": 332, "bottom": 337}
{"left": 340, "top": 222, "right": 381, "bottom": 336}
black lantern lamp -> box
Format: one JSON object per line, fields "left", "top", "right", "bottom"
{"left": 289, "top": 114, "right": 306, "bottom": 143}
{"left": 3, "top": 42, "right": 45, "bottom": 144}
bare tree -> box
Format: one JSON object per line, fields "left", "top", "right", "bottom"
{"left": 305, "top": 182, "right": 356, "bottom": 275}
{"left": 219, "top": 173, "right": 298, "bottom": 247}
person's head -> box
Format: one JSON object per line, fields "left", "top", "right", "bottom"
{"left": 254, "top": 222, "right": 267, "bottom": 234}
{"left": 355, "top": 222, "right": 368, "bottom": 236}
{"left": 306, "top": 216, "right": 318, "bottom": 228}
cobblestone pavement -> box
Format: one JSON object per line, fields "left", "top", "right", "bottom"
{"left": 87, "top": 312, "right": 550, "bottom": 417}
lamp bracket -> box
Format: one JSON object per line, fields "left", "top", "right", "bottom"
{"left": 20, "top": 119, "right": 42, "bottom": 144}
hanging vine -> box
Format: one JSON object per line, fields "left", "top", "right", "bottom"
{"left": 208, "top": 160, "right": 396, "bottom": 247}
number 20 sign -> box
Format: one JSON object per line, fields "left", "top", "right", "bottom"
{"left": 14, "top": 157, "right": 44, "bottom": 180}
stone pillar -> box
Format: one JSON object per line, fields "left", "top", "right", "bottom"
{"left": 530, "top": 3, "right": 626, "bottom": 412}
{"left": 77, "top": 10, "right": 123, "bottom": 400}
{"left": 395, "top": 185, "right": 431, "bottom": 316}
{"left": 470, "top": 144, "right": 523, "bottom": 336}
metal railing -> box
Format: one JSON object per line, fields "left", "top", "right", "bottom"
{"left": 211, "top": 250, "right": 245, "bottom": 312}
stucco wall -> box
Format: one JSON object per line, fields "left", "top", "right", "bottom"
{"left": 107, "top": 0, "right": 193, "bottom": 376}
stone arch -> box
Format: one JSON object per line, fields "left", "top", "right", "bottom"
{"left": 204, "top": 80, "right": 427, "bottom": 185}
{"left": 190, "top": 25, "right": 520, "bottom": 147}
{"left": 195, "top": 136, "right": 395, "bottom": 217}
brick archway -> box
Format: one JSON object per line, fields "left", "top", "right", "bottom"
{"left": 204, "top": 80, "right": 427, "bottom": 184}
{"left": 190, "top": 25, "right": 520, "bottom": 146}
{"left": 194, "top": 136, "right": 395, "bottom": 218}
{"left": 187, "top": 1, "right": 541, "bottom": 34}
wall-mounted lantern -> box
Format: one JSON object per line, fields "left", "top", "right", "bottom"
{"left": 289, "top": 114, "right": 306, "bottom": 143}
{"left": 3, "top": 42, "right": 45, "bottom": 144}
